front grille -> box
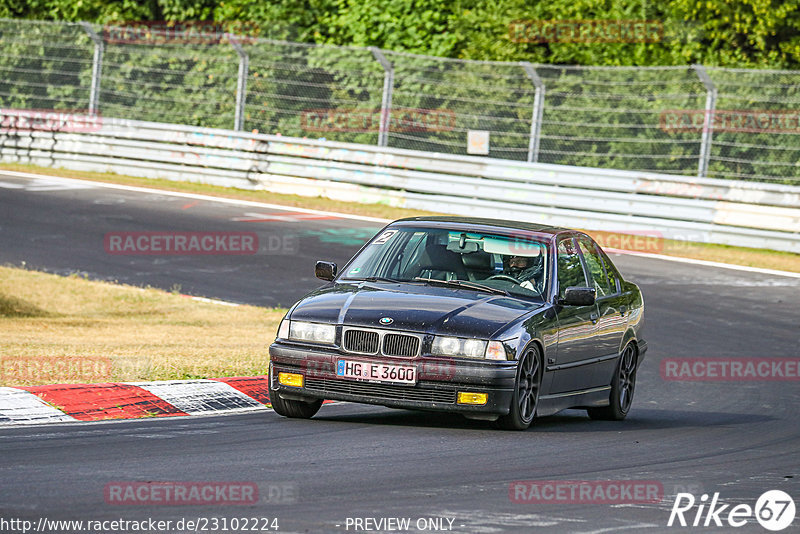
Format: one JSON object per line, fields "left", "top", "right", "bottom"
{"left": 383, "top": 333, "right": 420, "bottom": 357}
{"left": 343, "top": 329, "right": 379, "bottom": 354}
{"left": 304, "top": 377, "right": 456, "bottom": 404}
{"left": 342, "top": 327, "right": 422, "bottom": 357}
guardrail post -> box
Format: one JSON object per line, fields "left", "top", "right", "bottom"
{"left": 228, "top": 34, "right": 249, "bottom": 131}
{"left": 80, "top": 22, "right": 104, "bottom": 115}
{"left": 521, "top": 62, "right": 545, "bottom": 163}
{"left": 693, "top": 64, "right": 717, "bottom": 178}
{"left": 369, "top": 47, "right": 394, "bottom": 147}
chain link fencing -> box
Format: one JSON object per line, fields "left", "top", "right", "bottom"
{"left": 0, "top": 18, "right": 798, "bottom": 185}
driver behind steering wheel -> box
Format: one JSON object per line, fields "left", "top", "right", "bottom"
{"left": 505, "top": 254, "right": 543, "bottom": 291}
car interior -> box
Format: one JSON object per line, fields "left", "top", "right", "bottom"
{"left": 406, "top": 232, "right": 547, "bottom": 295}
{"left": 342, "top": 227, "right": 549, "bottom": 298}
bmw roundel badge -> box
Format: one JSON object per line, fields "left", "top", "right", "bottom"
{"left": 379, "top": 317, "right": 394, "bottom": 325}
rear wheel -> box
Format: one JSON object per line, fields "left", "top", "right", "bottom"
{"left": 496, "top": 346, "right": 542, "bottom": 431}
{"left": 269, "top": 383, "right": 323, "bottom": 419}
{"left": 588, "top": 343, "right": 637, "bottom": 421}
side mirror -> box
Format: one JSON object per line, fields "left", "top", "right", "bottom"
{"left": 315, "top": 261, "right": 337, "bottom": 281}
{"left": 560, "top": 286, "right": 596, "bottom": 306}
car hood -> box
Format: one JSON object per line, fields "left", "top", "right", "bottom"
{"left": 289, "top": 282, "right": 544, "bottom": 339}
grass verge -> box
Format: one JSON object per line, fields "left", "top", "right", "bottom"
{"left": 0, "top": 265, "right": 284, "bottom": 386}
{"left": 1, "top": 163, "right": 798, "bottom": 273}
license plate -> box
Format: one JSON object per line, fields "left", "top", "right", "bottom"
{"left": 336, "top": 359, "right": 416, "bottom": 385}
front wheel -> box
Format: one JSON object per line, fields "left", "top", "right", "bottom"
{"left": 496, "top": 346, "right": 542, "bottom": 430}
{"left": 269, "top": 383, "right": 323, "bottom": 419}
{"left": 588, "top": 343, "right": 637, "bottom": 421}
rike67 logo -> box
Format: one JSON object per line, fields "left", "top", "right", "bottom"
{"left": 668, "top": 490, "right": 796, "bottom": 531}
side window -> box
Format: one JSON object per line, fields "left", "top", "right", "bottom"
{"left": 578, "top": 238, "right": 613, "bottom": 297}
{"left": 599, "top": 249, "right": 621, "bottom": 294}
{"left": 557, "top": 237, "right": 588, "bottom": 298}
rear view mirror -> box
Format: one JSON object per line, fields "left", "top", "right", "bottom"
{"left": 446, "top": 240, "right": 479, "bottom": 253}
{"left": 561, "top": 286, "right": 596, "bottom": 306}
{"left": 315, "top": 261, "right": 337, "bottom": 281}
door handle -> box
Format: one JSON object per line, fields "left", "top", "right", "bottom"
{"left": 619, "top": 305, "right": 627, "bottom": 316}
{"left": 590, "top": 312, "right": 598, "bottom": 324}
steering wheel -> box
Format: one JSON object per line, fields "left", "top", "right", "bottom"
{"left": 486, "top": 274, "right": 521, "bottom": 284}
{"left": 486, "top": 273, "right": 544, "bottom": 299}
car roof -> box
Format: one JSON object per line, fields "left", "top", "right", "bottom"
{"left": 390, "top": 216, "right": 575, "bottom": 237}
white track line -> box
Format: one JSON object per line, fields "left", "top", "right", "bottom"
{"left": 181, "top": 294, "right": 241, "bottom": 306}
{"left": 2, "top": 169, "right": 798, "bottom": 278}
{"left": 0, "top": 170, "right": 391, "bottom": 224}
{"left": 604, "top": 248, "right": 800, "bottom": 279}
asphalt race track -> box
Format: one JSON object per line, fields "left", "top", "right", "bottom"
{"left": 1, "top": 172, "right": 799, "bottom": 533}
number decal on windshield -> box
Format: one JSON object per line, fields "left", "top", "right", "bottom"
{"left": 373, "top": 230, "right": 397, "bottom": 245}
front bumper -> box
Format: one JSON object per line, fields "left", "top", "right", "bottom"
{"left": 269, "top": 342, "right": 517, "bottom": 415}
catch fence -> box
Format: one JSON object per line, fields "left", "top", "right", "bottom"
{"left": 1, "top": 19, "right": 799, "bottom": 184}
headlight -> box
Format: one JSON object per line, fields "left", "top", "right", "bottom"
{"left": 431, "top": 336, "right": 487, "bottom": 358}
{"left": 288, "top": 321, "right": 336, "bottom": 344}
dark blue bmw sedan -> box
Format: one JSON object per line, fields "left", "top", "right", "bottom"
{"left": 269, "top": 217, "right": 646, "bottom": 430}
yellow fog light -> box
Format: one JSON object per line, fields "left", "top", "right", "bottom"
{"left": 457, "top": 392, "right": 488, "bottom": 405}
{"left": 278, "top": 372, "right": 304, "bottom": 387}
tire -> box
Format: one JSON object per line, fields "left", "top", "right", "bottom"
{"left": 588, "top": 343, "right": 637, "bottom": 421}
{"left": 268, "top": 383, "right": 323, "bottom": 419}
{"left": 496, "top": 346, "right": 542, "bottom": 431}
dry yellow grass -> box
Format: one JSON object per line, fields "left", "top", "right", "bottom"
{"left": 1, "top": 163, "right": 798, "bottom": 273}
{"left": 0, "top": 266, "right": 284, "bottom": 386}
{"left": 657, "top": 241, "right": 800, "bottom": 272}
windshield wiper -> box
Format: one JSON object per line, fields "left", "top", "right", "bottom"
{"left": 413, "top": 277, "right": 509, "bottom": 296}
{"left": 362, "top": 276, "right": 404, "bottom": 283}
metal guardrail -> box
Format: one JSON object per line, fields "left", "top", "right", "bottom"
{"left": 3, "top": 19, "right": 800, "bottom": 183}
{"left": 1, "top": 117, "right": 799, "bottom": 253}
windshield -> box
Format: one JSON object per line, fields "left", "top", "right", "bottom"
{"left": 340, "top": 226, "right": 550, "bottom": 299}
